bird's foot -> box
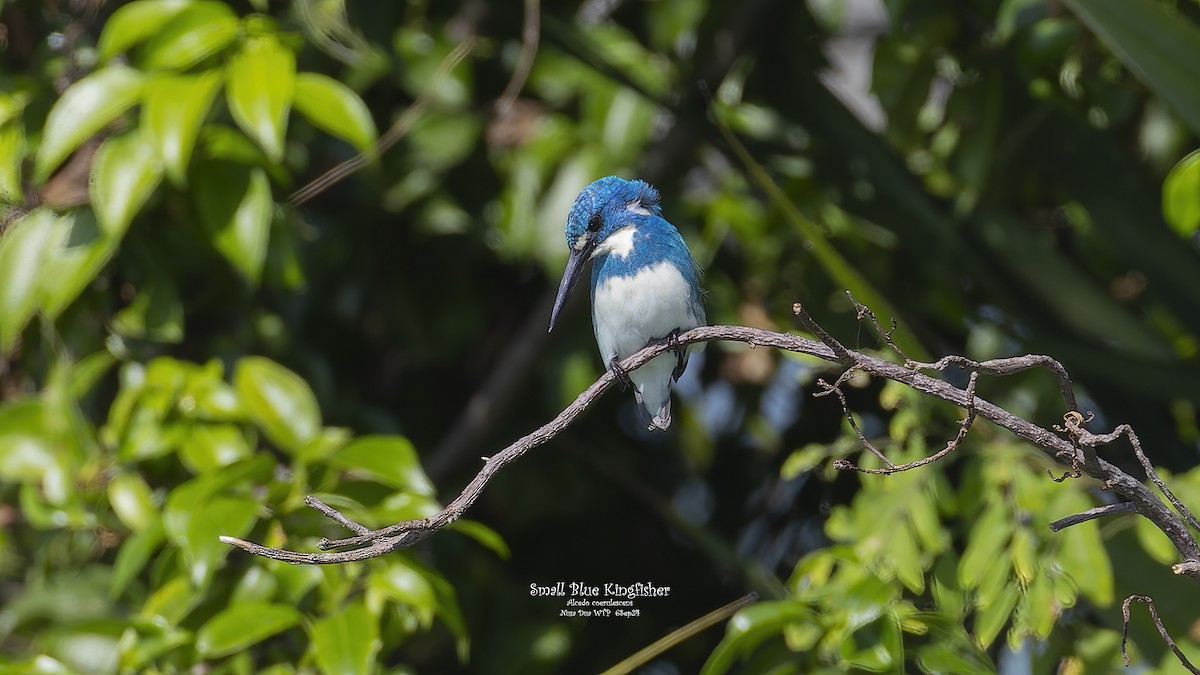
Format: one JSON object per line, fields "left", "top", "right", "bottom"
{"left": 666, "top": 329, "right": 687, "bottom": 381}
{"left": 609, "top": 357, "right": 633, "bottom": 390}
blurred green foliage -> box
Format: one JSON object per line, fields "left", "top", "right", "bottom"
{"left": 2, "top": 0, "right": 1200, "bottom": 673}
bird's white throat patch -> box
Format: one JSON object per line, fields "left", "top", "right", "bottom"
{"left": 594, "top": 226, "right": 636, "bottom": 259}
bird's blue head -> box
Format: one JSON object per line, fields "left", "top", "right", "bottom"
{"left": 549, "top": 177, "right": 662, "bottom": 331}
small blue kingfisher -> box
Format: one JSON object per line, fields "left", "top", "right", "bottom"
{"left": 548, "top": 176, "right": 706, "bottom": 430}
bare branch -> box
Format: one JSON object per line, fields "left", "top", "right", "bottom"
{"left": 1063, "top": 419, "right": 1200, "bottom": 536}
{"left": 1122, "top": 594, "right": 1200, "bottom": 673}
{"left": 221, "top": 314, "right": 1200, "bottom": 582}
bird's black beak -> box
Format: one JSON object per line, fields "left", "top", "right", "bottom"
{"left": 549, "top": 237, "right": 596, "bottom": 332}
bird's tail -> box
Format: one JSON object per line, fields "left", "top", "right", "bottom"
{"left": 633, "top": 388, "right": 672, "bottom": 430}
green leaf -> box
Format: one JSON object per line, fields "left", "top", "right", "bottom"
{"left": 193, "top": 162, "right": 273, "bottom": 283}
{"left": 184, "top": 494, "right": 257, "bottom": 589}
{"left": 958, "top": 503, "right": 1013, "bottom": 589}
{"left": 0, "top": 399, "right": 58, "bottom": 482}
{"left": 0, "top": 114, "right": 24, "bottom": 203}
{"left": 139, "top": 576, "right": 200, "bottom": 627}
{"left": 701, "top": 601, "right": 817, "bottom": 675}
{"left": 90, "top": 131, "right": 164, "bottom": 238}
{"left": 69, "top": 351, "right": 117, "bottom": 400}
{"left": 140, "top": 1, "right": 239, "bottom": 71}
{"left": 35, "top": 66, "right": 145, "bottom": 184}
{"left": 195, "top": 602, "right": 300, "bottom": 658}
{"left": 110, "top": 520, "right": 165, "bottom": 599}
{"left": 1064, "top": 0, "right": 1200, "bottom": 138}
{"left": 142, "top": 71, "right": 223, "bottom": 185}
{"left": 1023, "top": 572, "right": 1057, "bottom": 640}
{"left": 327, "top": 435, "right": 434, "bottom": 496}
{"left": 108, "top": 472, "right": 156, "bottom": 532}
{"left": 1163, "top": 148, "right": 1200, "bottom": 239}
{"left": 367, "top": 562, "right": 436, "bottom": 621}
{"left": 973, "top": 584, "right": 1018, "bottom": 648}
{"left": 0, "top": 209, "right": 56, "bottom": 351}
{"left": 118, "top": 623, "right": 191, "bottom": 672}
{"left": 292, "top": 73, "right": 377, "bottom": 151}
{"left": 112, "top": 276, "right": 185, "bottom": 343}
{"left": 97, "top": 0, "right": 193, "bottom": 62}
{"left": 180, "top": 424, "right": 252, "bottom": 474}
{"left": 310, "top": 602, "right": 379, "bottom": 675}
{"left": 37, "top": 210, "right": 119, "bottom": 320}
{"left": 449, "top": 520, "right": 511, "bottom": 559}
{"left": 1010, "top": 528, "right": 1037, "bottom": 585}
{"left": 233, "top": 356, "right": 320, "bottom": 453}
{"left": 230, "top": 565, "right": 279, "bottom": 605}
{"left": 890, "top": 520, "right": 925, "bottom": 594}
{"left": 226, "top": 36, "right": 295, "bottom": 162}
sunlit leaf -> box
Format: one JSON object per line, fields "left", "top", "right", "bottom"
{"left": 139, "top": 576, "right": 200, "bottom": 627}
{"left": 327, "top": 435, "right": 434, "bottom": 496}
{"left": 97, "top": 0, "right": 193, "bottom": 62}
{"left": 195, "top": 602, "right": 300, "bottom": 658}
{"left": 142, "top": 71, "right": 223, "bottom": 185}
{"left": 193, "top": 162, "right": 273, "bottom": 283}
{"left": 233, "top": 356, "right": 320, "bottom": 453}
{"left": 140, "top": 1, "right": 239, "bottom": 71}
{"left": 0, "top": 209, "right": 56, "bottom": 351}
{"left": 230, "top": 565, "right": 278, "bottom": 605}
{"left": 0, "top": 115, "right": 24, "bottom": 203}
{"left": 701, "top": 601, "right": 817, "bottom": 675}
{"left": 890, "top": 521, "right": 925, "bottom": 594}
{"left": 35, "top": 210, "right": 119, "bottom": 320}
{"left": 0, "top": 400, "right": 58, "bottom": 482}
{"left": 310, "top": 601, "right": 379, "bottom": 675}
{"left": 449, "top": 520, "right": 511, "bottom": 559}
{"left": 108, "top": 472, "right": 157, "bottom": 532}
{"left": 226, "top": 36, "right": 295, "bottom": 162}
{"left": 958, "top": 503, "right": 1013, "bottom": 589}
{"left": 973, "top": 584, "right": 1018, "bottom": 647}
{"left": 1163, "top": 149, "right": 1200, "bottom": 239}
{"left": 1010, "top": 528, "right": 1037, "bottom": 585}
{"left": 293, "top": 72, "right": 377, "bottom": 151}
{"left": 34, "top": 66, "right": 145, "bottom": 184}
{"left": 184, "top": 495, "right": 257, "bottom": 589}
{"left": 90, "top": 131, "right": 164, "bottom": 238}
{"left": 180, "top": 424, "right": 252, "bottom": 474}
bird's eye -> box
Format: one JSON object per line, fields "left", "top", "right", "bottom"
{"left": 587, "top": 213, "right": 602, "bottom": 232}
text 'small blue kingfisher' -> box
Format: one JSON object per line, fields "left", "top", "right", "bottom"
{"left": 548, "top": 177, "right": 706, "bottom": 430}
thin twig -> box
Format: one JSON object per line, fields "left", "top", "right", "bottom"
{"left": 814, "top": 370, "right": 895, "bottom": 469}
{"left": 844, "top": 293, "right": 1078, "bottom": 413}
{"left": 287, "top": 40, "right": 476, "bottom": 207}
{"left": 495, "top": 0, "right": 540, "bottom": 114}
{"left": 599, "top": 593, "right": 759, "bottom": 675}
{"left": 1122, "top": 594, "right": 1200, "bottom": 673}
{"left": 792, "top": 302, "right": 852, "bottom": 363}
{"left": 1049, "top": 502, "right": 1138, "bottom": 532}
{"left": 304, "top": 495, "right": 371, "bottom": 535}
{"left": 1064, "top": 419, "right": 1200, "bottom": 536}
{"left": 833, "top": 370, "right": 979, "bottom": 475}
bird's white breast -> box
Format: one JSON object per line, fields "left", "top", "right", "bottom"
{"left": 592, "top": 260, "right": 702, "bottom": 362}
